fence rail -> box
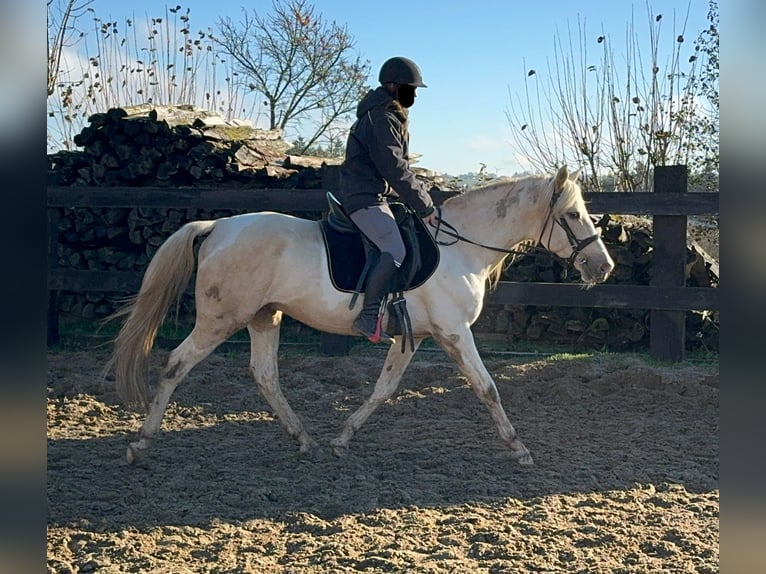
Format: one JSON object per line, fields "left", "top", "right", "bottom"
{"left": 46, "top": 186, "right": 718, "bottom": 214}
{"left": 47, "top": 165, "right": 719, "bottom": 361}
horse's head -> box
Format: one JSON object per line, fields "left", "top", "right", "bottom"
{"left": 540, "top": 166, "right": 614, "bottom": 284}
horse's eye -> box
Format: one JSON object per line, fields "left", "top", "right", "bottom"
{"left": 567, "top": 211, "right": 580, "bottom": 220}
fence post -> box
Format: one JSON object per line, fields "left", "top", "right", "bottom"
{"left": 650, "top": 165, "right": 688, "bottom": 361}
{"left": 318, "top": 165, "right": 353, "bottom": 356}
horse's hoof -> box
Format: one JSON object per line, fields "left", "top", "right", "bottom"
{"left": 298, "top": 434, "right": 319, "bottom": 453}
{"left": 507, "top": 440, "right": 534, "bottom": 466}
{"left": 126, "top": 435, "right": 154, "bottom": 464}
{"left": 515, "top": 452, "right": 534, "bottom": 466}
{"left": 510, "top": 447, "right": 534, "bottom": 466}
{"left": 329, "top": 438, "right": 348, "bottom": 458}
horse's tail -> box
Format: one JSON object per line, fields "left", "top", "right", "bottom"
{"left": 103, "top": 220, "right": 217, "bottom": 411}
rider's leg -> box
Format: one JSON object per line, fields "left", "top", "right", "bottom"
{"left": 349, "top": 205, "right": 406, "bottom": 344}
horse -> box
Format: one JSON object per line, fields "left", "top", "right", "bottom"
{"left": 106, "top": 165, "right": 614, "bottom": 466}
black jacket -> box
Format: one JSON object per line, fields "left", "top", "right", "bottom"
{"left": 336, "top": 87, "right": 435, "bottom": 218}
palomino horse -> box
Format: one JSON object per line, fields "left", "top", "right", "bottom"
{"left": 107, "top": 166, "right": 614, "bottom": 466}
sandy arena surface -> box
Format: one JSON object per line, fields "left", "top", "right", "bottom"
{"left": 47, "top": 344, "right": 718, "bottom": 573}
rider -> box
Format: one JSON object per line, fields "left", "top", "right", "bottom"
{"left": 335, "top": 56, "right": 437, "bottom": 345}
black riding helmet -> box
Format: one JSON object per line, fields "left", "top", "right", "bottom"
{"left": 378, "top": 56, "right": 427, "bottom": 88}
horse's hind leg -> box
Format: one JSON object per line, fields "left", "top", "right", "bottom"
{"left": 247, "top": 308, "right": 317, "bottom": 453}
{"left": 127, "top": 329, "right": 224, "bottom": 463}
{"left": 330, "top": 337, "right": 423, "bottom": 456}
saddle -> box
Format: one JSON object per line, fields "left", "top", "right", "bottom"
{"left": 319, "top": 193, "right": 440, "bottom": 351}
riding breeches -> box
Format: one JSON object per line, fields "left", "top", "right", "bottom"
{"left": 348, "top": 204, "right": 406, "bottom": 265}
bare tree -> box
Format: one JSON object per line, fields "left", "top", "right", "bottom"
{"left": 677, "top": 0, "right": 718, "bottom": 190}
{"left": 47, "top": 0, "right": 93, "bottom": 96}
{"left": 46, "top": 5, "right": 259, "bottom": 152}
{"left": 507, "top": 1, "right": 718, "bottom": 192}
{"left": 215, "top": 0, "right": 370, "bottom": 153}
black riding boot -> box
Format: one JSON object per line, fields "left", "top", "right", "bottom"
{"left": 353, "top": 252, "right": 397, "bottom": 344}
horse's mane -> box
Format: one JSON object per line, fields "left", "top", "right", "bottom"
{"left": 442, "top": 173, "right": 581, "bottom": 211}
{"left": 485, "top": 238, "right": 540, "bottom": 289}
{"left": 440, "top": 177, "right": 517, "bottom": 208}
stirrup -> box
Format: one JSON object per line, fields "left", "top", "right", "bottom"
{"left": 354, "top": 314, "right": 395, "bottom": 345}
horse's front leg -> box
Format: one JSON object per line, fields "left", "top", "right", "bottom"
{"left": 330, "top": 337, "right": 423, "bottom": 456}
{"left": 433, "top": 329, "right": 533, "bottom": 466}
{"left": 248, "top": 311, "right": 317, "bottom": 453}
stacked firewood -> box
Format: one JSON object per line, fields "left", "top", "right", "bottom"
{"left": 47, "top": 105, "right": 330, "bottom": 188}
{"left": 473, "top": 214, "right": 719, "bottom": 352}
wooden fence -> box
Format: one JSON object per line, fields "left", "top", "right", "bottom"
{"left": 47, "top": 165, "right": 719, "bottom": 361}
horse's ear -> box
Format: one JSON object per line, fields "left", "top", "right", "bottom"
{"left": 554, "top": 165, "right": 569, "bottom": 189}
{"left": 569, "top": 167, "right": 583, "bottom": 182}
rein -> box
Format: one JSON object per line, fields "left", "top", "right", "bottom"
{"left": 430, "top": 186, "right": 601, "bottom": 277}
{"left": 430, "top": 207, "right": 527, "bottom": 255}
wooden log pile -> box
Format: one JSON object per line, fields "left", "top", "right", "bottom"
{"left": 47, "top": 104, "right": 337, "bottom": 189}
{"left": 473, "top": 214, "right": 719, "bottom": 352}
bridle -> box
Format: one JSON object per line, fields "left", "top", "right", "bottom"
{"left": 539, "top": 188, "right": 601, "bottom": 271}
{"left": 430, "top": 185, "right": 601, "bottom": 276}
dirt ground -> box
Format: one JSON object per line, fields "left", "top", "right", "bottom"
{"left": 47, "top": 343, "right": 718, "bottom": 574}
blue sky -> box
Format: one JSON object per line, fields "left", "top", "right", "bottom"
{"left": 51, "top": 0, "right": 712, "bottom": 176}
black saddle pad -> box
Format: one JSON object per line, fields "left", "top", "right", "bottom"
{"left": 320, "top": 216, "right": 439, "bottom": 293}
